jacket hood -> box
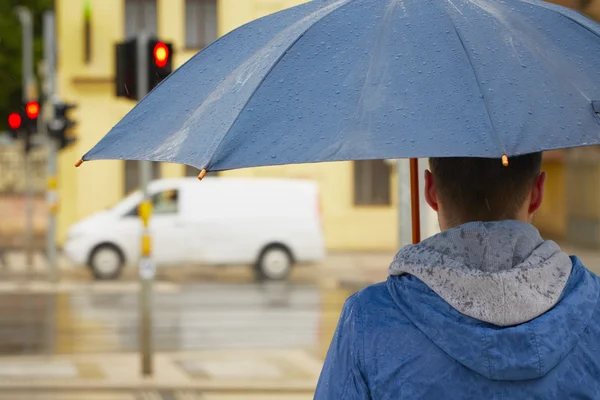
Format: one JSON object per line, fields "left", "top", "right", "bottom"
{"left": 386, "top": 221, "right": 599, "bottom": 380}
{"left": 389, "top": 221, "right": 571, "bottom": 326}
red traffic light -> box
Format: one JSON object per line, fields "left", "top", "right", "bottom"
{"left": 25, "top": 101, "right": 40, "bottom": 120}
{"left": 8, "top": 112, "right": 22, "bottom": 130}
{"left": 153, "top": 42, "right": 169, "bottom": 68}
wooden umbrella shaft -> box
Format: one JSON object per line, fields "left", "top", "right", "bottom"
{"left": 410, "top": 158, "right": 421, "bottom": 244}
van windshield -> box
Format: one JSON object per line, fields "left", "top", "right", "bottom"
{"left": 111, "top": 187, "right": 180, "bottom": 217}
{"left": 112, "top": 190, "right": 142, "bottom": 216}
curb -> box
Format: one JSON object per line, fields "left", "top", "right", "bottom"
{"left": 0, "top": 380, "right": 316, "bottom": 392}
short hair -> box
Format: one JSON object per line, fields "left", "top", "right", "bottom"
{"left": 428, "top": 153, "right": 542, "bottom": 225}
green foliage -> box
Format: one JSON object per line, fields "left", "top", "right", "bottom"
{"left": 0, "top": 0, "right": 53, "bottom": 131}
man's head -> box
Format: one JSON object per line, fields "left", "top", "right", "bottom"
{"left": 424, "top": 153, "right": 545, "bottom": 230}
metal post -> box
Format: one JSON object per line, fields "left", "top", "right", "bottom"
{"left": 15, "top": 7, "right": 35, "bottom": 102}
{"left": 43, "top": 11, "right": 58, "bottom": 283}
{"left": 136, "top": 34, "right": 154, "bottom": 377}
{"left": 15, "top": 7, "right": 35, "bottom": 274}
{"left": 46, "top": 146, "right": 58, "bottom": 279}
{"left": 40, "top": 11, "right": 58, "bottom": 356}
{"left": 24, "top": 150, "right": 34, "bottom": 273}
{"left": 397, "top": 159, "right": 412, "bottom": 248}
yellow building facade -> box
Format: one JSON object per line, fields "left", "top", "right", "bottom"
{"left": 55, "top": 0, "right": 401, "bottom": 251}
{"left": 55, "top": 0, "right": 564, "bottom": 252}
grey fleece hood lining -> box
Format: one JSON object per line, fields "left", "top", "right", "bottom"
{"left": 389, "top": 221, "right": 573, "bottom": 327}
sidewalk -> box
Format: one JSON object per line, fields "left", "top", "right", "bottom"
{"left": 315, "top": 251, "right": 393, "bottom": 291}
{"left": 0, "top": 349, "right": 321, "bottom": 392}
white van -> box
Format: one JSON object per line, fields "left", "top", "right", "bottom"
{"left": 64, "top": 177, "right": 326, "bottom": 280}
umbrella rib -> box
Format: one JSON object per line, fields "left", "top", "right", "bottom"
{"left": 442, "top": 4, "right": 506, "bottom": 157}
{"left": 205, "top": 0, "right": 353, "bottom": 171}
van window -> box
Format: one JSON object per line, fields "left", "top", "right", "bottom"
{"left": 152, "top": 189, "right": 179, "bottom": 215}
{"left": 120, "top": 189, "right": 179, "bottom": 217}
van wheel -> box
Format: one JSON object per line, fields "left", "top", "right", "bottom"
{"left": 89, "top": 244, "right": 124, "bottom": 280}
{"left": 255, "top": 245, "right": 293, "bottom": 281}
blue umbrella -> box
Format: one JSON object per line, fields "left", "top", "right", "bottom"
{"left": 79, "top": 0, "right": 600, "bottom": 241}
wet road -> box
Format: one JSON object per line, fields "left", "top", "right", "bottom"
{"left": 0, "top": 271, "right": 349, "bottom": 398}
{"left": 0, "top": 281, "right": 322, "bottom": 355}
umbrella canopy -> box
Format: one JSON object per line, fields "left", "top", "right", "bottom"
{"left": 82, "top": 0, "right": 600, "bottom": 171}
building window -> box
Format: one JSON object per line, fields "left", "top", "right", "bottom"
{"left": 353, "top": 160, "right": 391, "bottom": 206}
{"left": 125, "top": 0, "right": 157, "bottom": 38}
{"left": 185, "top": 165, "right": 218, "bottom": 178}
{"left": 124, "top": 161, "right": 161, "bottom": 195}
{"left": 185, "top": 0, "right": 218, "bottom": 49}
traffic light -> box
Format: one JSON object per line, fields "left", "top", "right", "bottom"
{"left": 115, "top": 38, "right": 137, "bottom": 100}
{"left": 7, "top": 112, "right": 22, "bottom": 140}
{"left": 25, "top": 101, "right": 40, "bottom": 120}
{"left": 148, "top": 39, "right": 173, "bottom": 91}
{"left": 22, "top": 100, "right": 40, "bottom": 135}
{"left": 115, "top": 36, "right": 174, "bottom": 101}
{"left": 48, "top": 102, "right": 78, "bottom": 151}
{"left": 6, "top": 102, "right": 40, "bottom": 153}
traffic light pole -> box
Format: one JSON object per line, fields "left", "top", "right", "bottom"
{"left": 137, "top": 33, "right": 154, "bottom": 377}
{"left": 15, "top": 7, "right": 35, "bottom": 103}
{"left": 23, "top": 146, "right": 34, "bottom": 273}
{"left": 43, "top": 11, "right": 58, "bottom": 283}
{"left": 15, "top": 7, "right": 36, "bottom": 273}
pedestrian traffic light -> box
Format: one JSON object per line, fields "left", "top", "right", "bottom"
{"left": 48, "top": 101, "right": 78, "bottom": 151}
{"left": 115, "top": 36, "right": 174, "bottom": 101}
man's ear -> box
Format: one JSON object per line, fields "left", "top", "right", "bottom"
{"left": 529, "top": 172, "right": 546, "bottom": 214}
{"left": 424, "top": 169, "right": 439, "bottom": 212}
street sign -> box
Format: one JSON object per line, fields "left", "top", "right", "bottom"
{"left": 139, "top": 258, "right": 156, "bottom": 279}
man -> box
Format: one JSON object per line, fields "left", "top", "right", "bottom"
{"left": 315, "top": 153, "right": 600, "bottom": 399}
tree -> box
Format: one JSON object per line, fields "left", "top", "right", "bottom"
{"left": 0, "top": 0, "right": 53, "bottom": 131}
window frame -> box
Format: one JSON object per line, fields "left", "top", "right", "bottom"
{"left": 353, "top": 160, "right": 392, "bottom": 207}
{"left": 124, "top": 0, "right": 158, "bottom": 39}
{"left": 184, "top": 0, "right": 218, "bottom": 50}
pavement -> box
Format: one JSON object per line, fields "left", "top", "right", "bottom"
{"left": 324, "top": 242, "right": 600, "bottom": 292}
{"left": 0, "top": 349, "right": 321, "bottom": 393}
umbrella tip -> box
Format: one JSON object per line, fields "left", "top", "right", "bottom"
{"left": 197, "top": 169, "right": 207, "bottom": 180}
{"left": 75, "top": 159, "right": 84, "bottom": 168}
{"left": 502, "top": 154, "right": 508, "bottom": 167}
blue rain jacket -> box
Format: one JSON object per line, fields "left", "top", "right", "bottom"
{"left": 315, "top": 257, "right": 600, "bottom": 399}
